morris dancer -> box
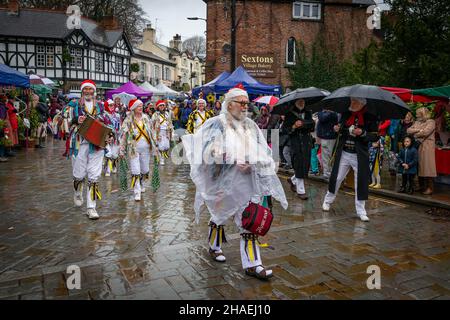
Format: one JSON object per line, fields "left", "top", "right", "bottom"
{"left": 182, "top": 88, "right": 288, "bottom": 280}
{"left": 67, "top": 80, "right": 110, "bottom": 220}
{"left": 151, "top": 100, "right": 173, "bottom": 165}
{"left": 103, "top": 99, "right": 121, "bottom": 176}
{"left": 186, "top": 99, "right": 214, "bottom": 134}
{"left": 120, "top": 99, "right": 158, "bottom": 201}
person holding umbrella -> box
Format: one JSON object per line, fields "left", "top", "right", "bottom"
{"left": 313, "top": 84, "right": 410, "bottom": 222}
{"left": 284, "top": 99, "right": 315, "bottom": 200}
{"left": 271, "top": 87, "right": 330, "bottom": 174}
{"left": 322, "top": 97, "right": 378, "bottom": 222}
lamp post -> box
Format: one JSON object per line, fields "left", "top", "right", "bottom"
{"left": 187, "top": 17, "right": 207, "bottom": 36}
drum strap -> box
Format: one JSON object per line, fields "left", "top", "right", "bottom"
{"left": 134, "top": 121, "right": 151, "bottom": 144}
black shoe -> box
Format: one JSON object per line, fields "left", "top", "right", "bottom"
{"left": 398, "top": 187, "right": 406, "bottom": 193}
{"left": 287, "top": 178, "right": 296, "bottom": 193}
{"left": 407, "top": 188, "right": 414, "bottom": 195}
{"left": 297, "top": 193, "right": 309, "bottom": 200}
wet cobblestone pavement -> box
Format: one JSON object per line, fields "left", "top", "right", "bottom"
{"left": 0, "top": 139, "right": 449, "bottom": 300}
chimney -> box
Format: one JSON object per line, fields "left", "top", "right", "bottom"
{"left": 143, "top": 23, "right": 156, "bottom": 44}
{"left": 101, "top": 15, "right": 121, "bottom": 30}
{"left": 169, "top": 34, "right": 182, "bottom": 52}
{"left": 7, "top": 0, "right": 20, "bottom": 15}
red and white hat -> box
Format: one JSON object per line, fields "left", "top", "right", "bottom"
{"left": 81, "top": 80, "right": 96, "bottom": 91}
{"left": 156, "top": 100, "right": 166, "bottom": 108}
{"left": 129, "top": 99, "right": 143, "bottom": 112}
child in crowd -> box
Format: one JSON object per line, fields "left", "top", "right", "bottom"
{"left": 104, "top": 132, "right": 120, "bottom": 177}
{"left": 369, "top": 137, "right": 384, "bottom": 189}
{"left": 396, "top": 136, "right": 418, "bottom": 194}
{"left": 310, "top": 138, "right": 320, "bottom": 176}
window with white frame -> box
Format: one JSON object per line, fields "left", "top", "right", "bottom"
{"left": 95, "top": 52, "right": 104, "bottom": 72}
{"left": 154, "top": 65, "right": 160, "bottom": 80}
{"left": 286, "top": 37, "right": 296, "bottom": 65}
{"left": 46, "top": 46, "right": 55, "bottom": 67}
{"left": 36, "top": 45, "right": 46, "bottom": 67}
{"left": 165, "top": 67, "right": 171, "bottom": 81}
{"left": 140, "top": 62, "right": 146, "bottom": 80}
{"left": 293, "top": 1, "right": 321, "bottom": 20}
{"left": 70, "top": 47, "right": 83, "bottom": 69}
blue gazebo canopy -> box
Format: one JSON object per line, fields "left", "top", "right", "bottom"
{"left": 192, "top": 71, "right": 231, "bottom": 98}
{"left": 0, "top": 63, "right": 30, "bottom": 88}
{"left": 214, "top": 66, "right": 281, "bottom": 96}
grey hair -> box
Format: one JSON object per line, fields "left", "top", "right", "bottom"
{"left": 353, "top": 97, "right": 367, "bottom": 106}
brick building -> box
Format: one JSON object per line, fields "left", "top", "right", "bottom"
{"left": 205, "top": 0, "right": 380, "bottom": 90}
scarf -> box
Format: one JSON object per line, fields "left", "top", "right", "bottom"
{"left": 346, "top": 107, "right": 366, "bottom": 127}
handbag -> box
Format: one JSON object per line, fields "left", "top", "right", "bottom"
{"left": 242, "top": 202, "right": 273, "bottom": 236}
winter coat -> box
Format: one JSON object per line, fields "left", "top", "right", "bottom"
{"left": 407, "top": 119, "right": 436, "bottom": 177}
{"left": 396, "top": 147, "right": 418, "bottom": 175}
{"left": 36, "top": 102, "right": 49, "bottom": 123}
{"left": 6, "top": 102, "right": 18, "bottom": 130}
{"left": 328, "top": 111, "right": 379, "bottom": 201}
{"left": 316, "top": 110, "right": 338, "bottom": 140}
{"left": 284, "top": 108, "right": 315, "bottom": 179}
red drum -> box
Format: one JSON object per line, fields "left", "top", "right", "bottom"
{"left": 242, "top": 202, "right": 273, "bottom": 236}
{"left": 78, "top": 115, "right": 112, "bottom": 148}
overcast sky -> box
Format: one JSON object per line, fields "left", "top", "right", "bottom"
{"left": 140, "top": 0, "right": 207, "bottom": 46}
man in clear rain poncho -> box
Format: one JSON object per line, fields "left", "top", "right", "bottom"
{"left": 182, "top": 88, "right": 288, "bottom": 280}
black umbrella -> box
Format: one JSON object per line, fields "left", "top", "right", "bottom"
{"left": 309, "top": 84, "right": 411, "bottom": 120}
{"left": 271, "top": 87, "right": 330, "bottom": 115}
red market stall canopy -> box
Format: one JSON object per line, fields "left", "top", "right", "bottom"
{"left": 381, "top": 87, "right": 435, "bottom": 103}
{"left": 382, "top": 85, "right": 450, "bottom": 103}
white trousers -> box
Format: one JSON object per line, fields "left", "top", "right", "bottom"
{"left": 291, "top": 175, "right": 305, "bottom": 194}
{"left": 129, "top": 142, "right": 150, "bottom": 194}
{"left": 209, "top": 215, "right": 263, "bottom": 270}
{"left": 72, "top": 142, "right": 104, "bottom": 209}
{"left": 324, "top": 151, "right": 367, "bottom": 216}
{"left": 321, "top": 139, "right": 336, "bottom": 178}
{"left": 158, "top": 129, "right": 170, "bottom": 151}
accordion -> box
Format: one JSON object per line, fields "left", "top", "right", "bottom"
{"left": 78, "top": 115, "right": 112, "bottom": 148}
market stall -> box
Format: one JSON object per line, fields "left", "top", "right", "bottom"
{"left": 105, "top": 81, "right": 152, "bottom": 101}
{"left": 192, "top": 71, "right": 230, "bottom": 98}
{"left": 0, "top": 63, "right": 32, "bottom": 149}
{"left": 214, "top": 66, "right": 281, "bottom": 96}
{"left": 383, "top": 85, "right": 450, "bottom": 178}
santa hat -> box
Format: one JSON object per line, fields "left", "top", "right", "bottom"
{"left": 129, "top": 99, "right": 143, "bottom": 112}
{"left": 81, "top": 80, "right": 96, "bottom": 91}
{"left": 156, "top": 100, "right": 166, "bottom": 108}
{"left": 234, "top": 83, "right": 245, "bottom": 90}
{"left": 104, "top": 100, "right": 114, "bottom": 113}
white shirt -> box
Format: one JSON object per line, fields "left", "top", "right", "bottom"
{"left": 194, "top": 110, "right": 206, "bottom": 133}
{"left": 85, "top": 100, "right": 94, "bottom": 115}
